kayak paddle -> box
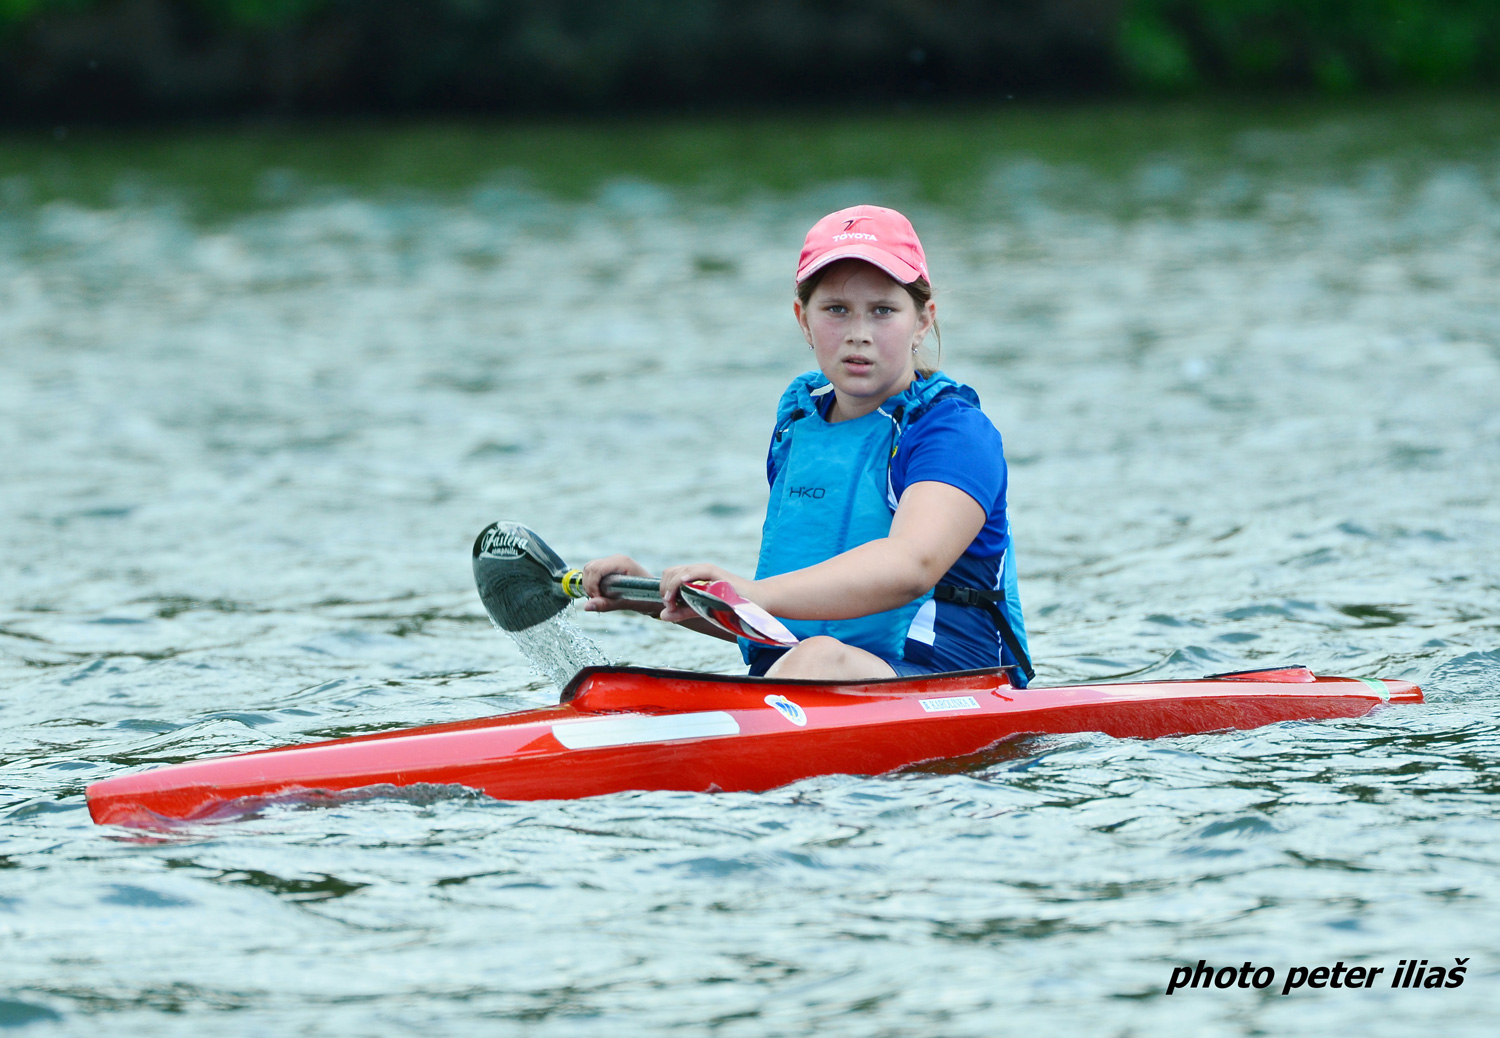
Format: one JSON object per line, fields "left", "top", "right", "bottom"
{"left": 472, "top": 521, "right": 798, "bottom": 647}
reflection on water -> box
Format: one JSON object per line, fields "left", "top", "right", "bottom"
{"left": 2, "top": 100, "right": 1499, "bottom": 1034}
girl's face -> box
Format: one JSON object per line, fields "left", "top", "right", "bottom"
{"left": 794, "top": 260, "right": 935, "bottom": 421}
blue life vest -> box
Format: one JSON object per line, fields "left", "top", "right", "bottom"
{"left": 743, "top": 370, "right": 1028, "bottom": 673}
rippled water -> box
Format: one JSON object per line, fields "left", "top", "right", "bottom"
{"left": 3, "top": 102, "right": 1499, "bottom": 1034}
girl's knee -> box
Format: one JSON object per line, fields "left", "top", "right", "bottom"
{"left": 766, "top": 637, "right": 890, "bottom": 681}
{"left": 796, "top": 636, "right": 844, "bottom": 658}
{"left": 771, "top": 637, "right": 840, "bottom": 671}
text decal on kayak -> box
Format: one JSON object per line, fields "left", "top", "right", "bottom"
{"left": 919, "top": 696, "right": 981, "bottom": 713}
{"left": 764, "top": 694, "right": 808, "bottom": 727}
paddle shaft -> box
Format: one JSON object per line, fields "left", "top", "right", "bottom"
{"left": 593, "top": 575, "right": 752, "bottom": 623}
{"left": 559, "top": 571, "right": 664, "bottom": 605}
{"left": 552, "top": 566, "right": 796, "bottom": 647}
{"left": 561, "top": 570, "right": 756, "bottom": 627}
{"left": 600, "top": 573, "right": 665, "bottom": 603}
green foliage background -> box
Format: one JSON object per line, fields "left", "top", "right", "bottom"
{"left": 1, "top": 0, "right": 1495, "bottom": 115}
{"left": 1, "top": 1, "right": 326, "bottom": 27}
{"left": 1120, "top": 0, "right": 1498, "bottom": 90}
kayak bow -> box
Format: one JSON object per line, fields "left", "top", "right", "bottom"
{"left": 86, "top": 665, "right": 1420, "bottom": 827}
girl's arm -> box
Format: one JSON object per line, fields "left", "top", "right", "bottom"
{"left": 657, "top": 481, "right": 984, "bottom": 622}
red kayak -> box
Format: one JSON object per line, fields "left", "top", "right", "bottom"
{"left": 86, "top": 664, "right": 1421, "bottom": 827}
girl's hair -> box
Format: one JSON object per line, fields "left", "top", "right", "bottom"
{"left": 796, "top": 263, "right": 942, "bottom": 376}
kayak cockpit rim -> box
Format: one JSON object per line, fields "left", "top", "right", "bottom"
{"left": 557, "top": 662, "right": 1377, "bottom": 703}
{"left": 557, "top": 663, "right": 1019, "bottom": 702}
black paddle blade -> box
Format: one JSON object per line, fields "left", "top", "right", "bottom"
{"left": 472, "top": 521, "right": 572, "bottom": 632}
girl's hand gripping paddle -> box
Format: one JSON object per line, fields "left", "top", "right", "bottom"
{"left": 472, "top": 521, "right": 798, "bottom": 647}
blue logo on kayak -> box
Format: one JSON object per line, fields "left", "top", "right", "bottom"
{"left": 764, "top": 694, "right": 807, "bottom": 727}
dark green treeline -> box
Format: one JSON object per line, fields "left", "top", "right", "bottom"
{"left": 2, "top": 1, "right": 1495, "bottom": 120}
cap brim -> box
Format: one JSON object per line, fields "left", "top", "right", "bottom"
{"left": 796, "top": 244, "right": 923, "bottom": 285}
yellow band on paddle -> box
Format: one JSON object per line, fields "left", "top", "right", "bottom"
{"left": 561, "top": 569, "right": 585, "bottom": 598}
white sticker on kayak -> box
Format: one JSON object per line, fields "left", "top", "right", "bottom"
{"left": 552, "top": 711, "right": 739, "bottom": 750}
{"left": 919, "top": 695, "right": 980, "bottom": 713}
{"left": 764, "top": 694, "right": 807, "bottom": 727}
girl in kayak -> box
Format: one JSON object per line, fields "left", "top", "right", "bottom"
{"left": 582, "top": 205, "right": 1031, "bottom": 686}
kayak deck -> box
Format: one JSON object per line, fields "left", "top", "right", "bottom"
{"left": 86, "top": 665, "right": 1421, "bottom": 827}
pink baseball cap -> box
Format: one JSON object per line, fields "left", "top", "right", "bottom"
{"left": 796, "top": 205, "right": 930, "bottom": 285}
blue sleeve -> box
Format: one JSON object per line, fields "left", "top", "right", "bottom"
{"left": 890, "top": 399, "right": 1010, "bottom": 556}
